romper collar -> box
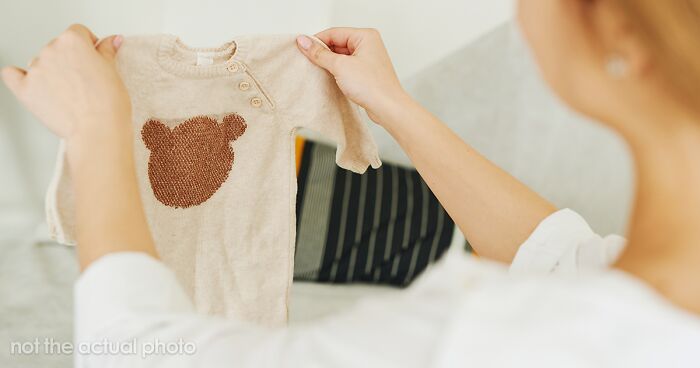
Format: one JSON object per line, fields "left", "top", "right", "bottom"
{"left": 157, "top": 34, "right": 249, "bottom": 79}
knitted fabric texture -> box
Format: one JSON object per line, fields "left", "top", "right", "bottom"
{"left": 142, "top": 113, "right": 247, "bottom": 208}
{"left": 44, "top": 34, "right": 382, "bottom": 326}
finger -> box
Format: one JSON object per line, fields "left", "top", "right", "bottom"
{"left": 296, "top": 35, "right": 342, "bottom": 73}
{"left": 314, "top": 27, "right": 357, "bottom": 47}
{"left": 67, "top": 23, "right": 98, "bottom": 44}
{"left": 1, "top": 66, "right": 27, "bottom": 97}
{"left": 96, "top": 35, "right": 123, "bottom": 61}
{"left": 315, "top": 27, "right": 364, "bottom": 54}
{"left": 330, "top": 46, "right": 351, "bottom": 55}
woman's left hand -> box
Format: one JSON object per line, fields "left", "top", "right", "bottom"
{"left": 2, "top": 24, "right": 159, "bottom": 270}
{"left": 1, "top": 24, "right": 129, "bottom": 143}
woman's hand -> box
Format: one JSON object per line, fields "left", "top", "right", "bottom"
{"left": 300, "top": 27, "right": 557, "bottom": 264}
{"left": 1, "top": 24, "right": 129, "bottom": 144}
{"left": 296, "top": 28, "right": 410, "bottom": 125}
{"left": 2, "top": 24, "right": 158, "bottom": 270}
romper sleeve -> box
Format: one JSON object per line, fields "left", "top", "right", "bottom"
{"left": 250, "top": 35, "right": 382, "bottom": 174}
{"left": 510, "top": 209, "right": 627, "bottom": 275}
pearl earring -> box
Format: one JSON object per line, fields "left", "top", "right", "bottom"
{"left": 606, "top": 54, "right": 629, "bottom": 78}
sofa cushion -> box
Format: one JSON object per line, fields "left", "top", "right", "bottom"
{"left": 295, "top": 139, "right": 456, "bottom": 286}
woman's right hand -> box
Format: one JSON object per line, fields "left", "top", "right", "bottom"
{"left": 296, "top": 27, "right": 411, "bottom": 126}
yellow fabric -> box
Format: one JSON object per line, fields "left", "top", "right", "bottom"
{"left": 295, "top": 136, "right": 305, "bottom": 176}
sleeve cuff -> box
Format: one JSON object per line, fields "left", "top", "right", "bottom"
{"left": 335, "top": 150, "right": 382, "bottom": 174}
{"left": 74, "top": 252, "right": 195, "bottom": 341}
{"left": 510, "top": 209, "right": 597, "bottom": 275}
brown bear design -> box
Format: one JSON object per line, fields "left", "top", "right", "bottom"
{"left": 141, "top": 113, "right": 247, "bottom": 208}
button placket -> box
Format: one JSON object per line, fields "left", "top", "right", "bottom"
{"left": 226, "top": 63, "right": 240, "bottom": 73}
{"left": 228, "top": 63, "right": 270, "bottom": 109}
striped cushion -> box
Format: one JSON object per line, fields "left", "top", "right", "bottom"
{"left": 295, "top": 139, "right": 455, "bottom": 286}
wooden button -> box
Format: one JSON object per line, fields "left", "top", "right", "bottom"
{"left": 226, "top": 63, "right": 239, "bottom": 72}
{"left": 239, "top": 81, "right": 251, "bottom": 91}
{"left": 251, "top": 97, "right": 262, "bottom": 107}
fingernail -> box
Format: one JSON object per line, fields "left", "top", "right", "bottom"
{"left": 112, "top": 35, "right": 123, "bottom": 49}
{"left": 296, "top": 35, "right": 312, "bottom": 50}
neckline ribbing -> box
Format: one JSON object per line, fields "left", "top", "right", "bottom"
{"left": 157, "top": 34, "right": 248, "bottom": 78}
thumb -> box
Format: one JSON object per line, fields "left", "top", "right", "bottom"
{"left": 96, "top": 35, "right": 123, "bottom": 61}
{"left": 1, "top": 66, "right": 26, "bottom": 98}
{"left": 296, "top": 35, "right": 341, "bottom": 73}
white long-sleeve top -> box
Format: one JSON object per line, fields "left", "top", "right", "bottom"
{"left": 74, "top": 209, "right": 700, "bottom": 367}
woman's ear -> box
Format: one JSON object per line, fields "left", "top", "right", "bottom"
{"left": 141, "top": 119, "right": 173, "bottom": 151}
{"left": 221, "top": 113, "right": 247, "bottom": 142}
{"left": 590, "top": 0, "right": 651, "bottom": 78}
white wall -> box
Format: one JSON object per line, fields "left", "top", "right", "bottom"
{"left": 0, "top": 0, "right": 513, "bottom": 225}
{"left": 331, "top": 0, "right": 514, "bottom": 78}
{"left": 59, "top": 0, "right": 334, "bottom": 38}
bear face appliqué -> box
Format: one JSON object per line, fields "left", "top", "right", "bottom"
{"left": 141, "top": 113, "right": 247, "bottom": 208}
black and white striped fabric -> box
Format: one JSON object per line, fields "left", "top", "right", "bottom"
{"left": 295, "top": 140, "right": 455, "bottom": 286}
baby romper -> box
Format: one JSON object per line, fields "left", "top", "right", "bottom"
{"left": 45, "top": 34, "right": 382, "bottom": 326}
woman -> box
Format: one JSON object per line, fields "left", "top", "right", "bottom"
{"left": 3, "top": 0, "right": 699, "bottom": 366}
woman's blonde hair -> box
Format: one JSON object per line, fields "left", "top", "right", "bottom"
{"left": 615, "top": 0, "right": 700, "bottom": 105}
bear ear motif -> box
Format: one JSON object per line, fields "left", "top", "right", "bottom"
{"left": 221, "top": 113, "right": 247, "bottom": 142}
{"left": 142, "top": 119, "right": 173, "bottom": 151}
